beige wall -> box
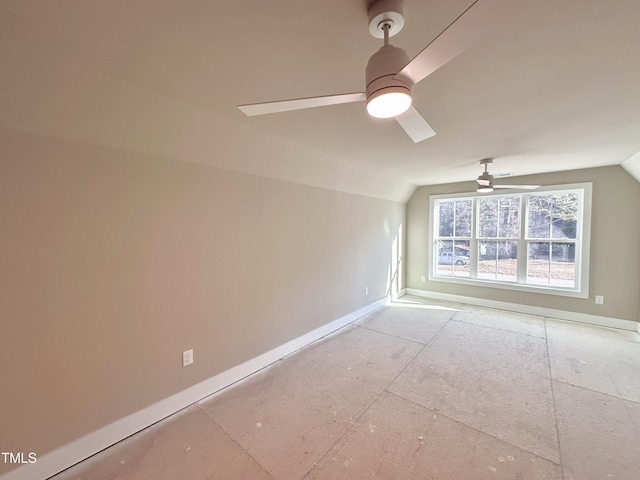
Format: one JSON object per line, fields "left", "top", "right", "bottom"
{"left": 0, "top": 127, "right": 405, "bottom": 470}
{"left": 406, "top": 166, "right": 640, "bottom": 322}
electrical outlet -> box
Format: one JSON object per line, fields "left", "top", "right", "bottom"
{"left": 365, "top": 286, "right": 369, "bottom": 296}
{"left": 182, "top": 349, "right": 194, "bottom": 367}
{"left": 420, "top": 276, "right": 426, "bottom": 283}
{"left": 595, "top": 295, "right": 604, "bottom": 305}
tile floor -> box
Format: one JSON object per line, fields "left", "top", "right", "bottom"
{"left": 52, "top": 296, "right": 640, "bottom": 480}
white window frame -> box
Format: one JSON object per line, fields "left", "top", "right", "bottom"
{"left": 428, "top": 183, "right": 592, "bottom": 298}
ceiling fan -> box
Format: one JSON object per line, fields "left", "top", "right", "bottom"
{"left": 476, "top": 159, "right": 540, "bottom": 193}
{"left": 237, "top": 0, "right": 508, "bottom": 143}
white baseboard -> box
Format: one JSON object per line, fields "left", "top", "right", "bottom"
{"left": 389, "top": 288, "right": 406, "bottom": 301}
{"left": 1, "top": 299, "right": 386, "bottom": 480}
{"left": 405, "top": 288, "right": 639, "bottom": 332}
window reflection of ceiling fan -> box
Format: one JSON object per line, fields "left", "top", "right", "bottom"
{"left": 476, "top": 159, "right": 540, "bottom": 193}
{"left": 238, "top": 0, "right": 508, "bottom": 143}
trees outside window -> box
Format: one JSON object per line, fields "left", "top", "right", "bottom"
{"left": 436, "top": 199, "right": 471, "bottom": 277}
{"left": 430, "top": 185, "right": 590, "bottom": 296}
{"left": 526, "top": 193, "right": 578, "bottom": 287}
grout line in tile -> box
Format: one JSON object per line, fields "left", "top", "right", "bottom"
{"left": 544, "top": 318, "right": 566, "bottom": 480}
{"left": 353, "top": 322, "right": 429, "bottom": 346}
{"left": 447, "top": 316, "right": 547, "bottom": 339}
{"left": 457, "top": 304, "right": 546, "bottom": 319}
{"left": 383, "top": 390, "right": 563, "bottom": 469}
{"left": 195, "top": 403, "right": 278, "bottom": 480}
{"left": 300, "top": 311, "right": 456, "bottom": 479}
{"left": 551, "top": 379, "right": 640, "bottom": 405}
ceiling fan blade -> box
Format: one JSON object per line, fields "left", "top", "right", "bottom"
{"left": 397, "top": 0, "right": 508, "bottom": 86}
{"left": 477, "top": 178, "right": 492, "bottom": 186}
{"left": 394, "top": 105, "right": 436, "bottom": 143}
{"left": 238, "top": 92, "right": 366, "bottom": 116}
{"left": 493, "top": 184, "right": 541, "bottom": 190}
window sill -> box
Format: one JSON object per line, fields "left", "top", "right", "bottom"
{"left": 429, "top": 273, "right": 589, "bottom": 299}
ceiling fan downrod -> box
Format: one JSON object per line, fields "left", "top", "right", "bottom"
{"left": 382, "top": 21, "right": 390, "bottom": 45}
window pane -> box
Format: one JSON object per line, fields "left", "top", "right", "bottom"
{"left": 478, "top": 198, "right": 498, "bottom": 237}
{"left": 497, "top": 241, "right": 518, "bottom": 281}
{"left": 436, "top": 239, "right": 453, "bottom": 276}
{"left": 527, "top": 241, "right": 550, "bottom": 284}
{"left": 436, "top": 240, "right": 470, "bottom": 277}
{"left": 438, "top": 201, "right": 454, "bottom": 237}
{"left": 528, "top": 193, "right": 579, "bottom": 239}
{"left": 479, "top": 197, "right": 519, "bottom": 238}
{"left": 438, "top": 239, "right": 453, "bottom": 253}
{"left": 478, "top": 241, "right": 517, "bottom": 281}
{"left": 527, "top": 195, "right": 552, "bottom": 238}
{"left": 497, "top": 197, "right": 520, "bottom": 238}
{"left": 454, "top": 200, "right": 472, "bottom": 237}
{"left": 551, "top": 194, "right": 578, "bottom": 239}
{"left": 550, "top": 243, "right": 576, "bottom": 287}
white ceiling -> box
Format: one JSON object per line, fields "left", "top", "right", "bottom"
{"left": 2, "top": 0, "right": 639, "bottom": 202}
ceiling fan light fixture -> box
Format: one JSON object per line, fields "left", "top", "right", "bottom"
{"left": 475, "top": 159, "right": 539, "bottom": 192}
{"left": 366, "top": 88, "right": 412, "bottom": 118}
{"left": 477, "top": 162, "right": 494, "bottom": 192}
{"left": 365, "top": 42, "right": 412, "bottom": 118}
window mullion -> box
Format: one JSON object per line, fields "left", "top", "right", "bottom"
{"left": 517, "top": 194, "right": 527, "bottom": 283}
{"left": 430, "top": 184, "right": 588, "bottom": 297}
{"left": 470, "top": 198, "right": 478, "bottom": 279}
{"left": 470, "top": 238, "right": 478, "bottom": 279}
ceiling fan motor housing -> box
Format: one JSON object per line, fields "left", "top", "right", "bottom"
{"left": 365, "top": 45, "right": 412, "bottom": 113}
{"left": 477, "top": 172, "right": 494, "bottom": 184}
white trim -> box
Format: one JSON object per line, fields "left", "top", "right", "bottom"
{"left": 405, "top": 288, "right": 639, "bottom": 332}
{"left": 390, "top": 288, "right": 407, "bottom": 301}
{"left": 0, "top": 299, "right": 386, "bottom": 480}
{"left": 621, "top": 150, "right": 640, "bottom": 183}
{"left": 428, "top": 183, "right": 592, "bottom": 299}
{"left": 425, "top": 275, "right": 589, "bottom": 299}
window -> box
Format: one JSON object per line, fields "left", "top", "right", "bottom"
{"left": 430, "top": 183, "right": 591, "bottom": 297}
{"left": 477, "top": 196, "right": 520, "bottom": 283}
{"left": 435, "top": 199, "right": 471, "bottom": 278}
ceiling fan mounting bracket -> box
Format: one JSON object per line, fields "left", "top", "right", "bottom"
{"left": 368, "top": 0, "right": 405, "bottom": 39}
{"left": 480, "top": 158, "right": 493, "bottom": 166}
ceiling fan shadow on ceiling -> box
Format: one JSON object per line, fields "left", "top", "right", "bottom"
{"left": 237, "top": 0, "right": 508, "bottom": 143}
{"left": 476, "top": 159, "right": 540, "bottom": 193}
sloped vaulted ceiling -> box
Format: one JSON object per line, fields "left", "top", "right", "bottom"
{"left": 1, "top": 0, "right": 639, "bottom": 201}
